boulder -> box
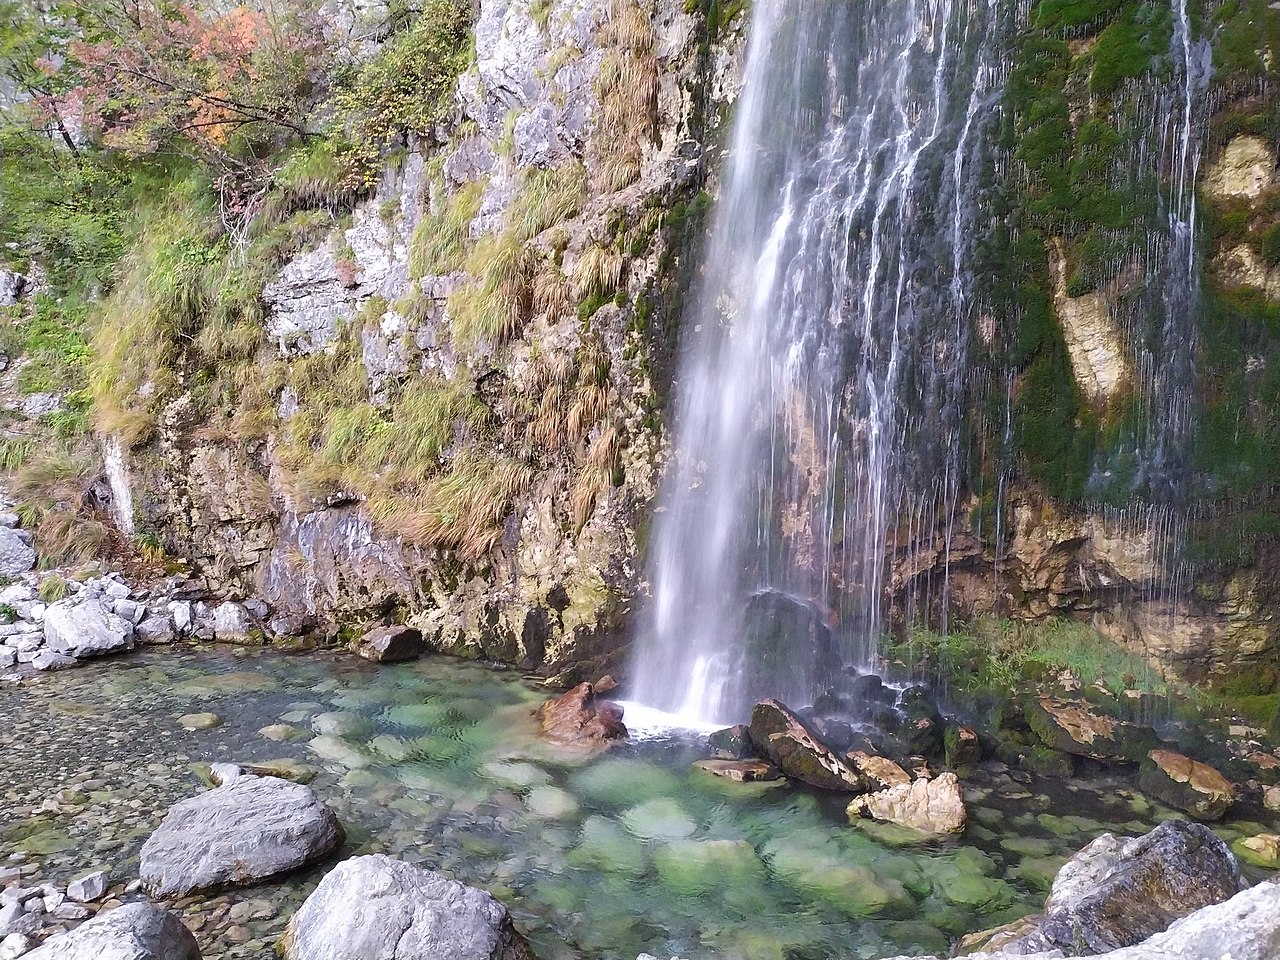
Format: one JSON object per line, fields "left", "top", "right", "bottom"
{"left": 846, "top": 751, "right": 912, "bottom": 790}
{"left": 279, "top": 855, "right": 532, "bottom": 960}
{"left": 66, "top": 871, "right": 109, "bottom": 903}
{"left": 999, "top": 820, "right": 1244, "bottom": 955}
{"left": 0, "top": 528, "right": 35, "bottom": 577}
{"left": 136, "top": 615, "right": 175, "bottom": 645}
{"left": 692, "top": 759, "right": 780, "bottom": 783}
{"left": 352, "top": 625, "right": 425, "bottom": 664}
{"left": 1025, "top": 696, "right": 1156, "bottom": 763}
{"left": 43, "top": 599, "right": 135, "bottom": 659}
{"left": 535, "top": 683, "right": 627, "bottom": 748}
{"left": 888, "top": 878, "right": 1280, "bottom": 960}
{"left": 708, "top": 724, "right": 752, "bottom": 759}
{"left": 140, "top": 775, "right": 344, "bottom": 896}
{"left": 847, "top": 772, "right": 966, "bottom": 835}
{"left": 944, "top": 723, "right": 982, "bottom": 767}
{"left": 748, "top": 699, "right": 872, "bottom": 792}
{"left": 1138, "top": 749, "right": 1236, "bottom": 821}
{"left": 211, "top": 601, "right": 254, "bottom": 641}
{"left": 32, "top": 651, "right": 76, "bottom": 672}
{"left": 23, "top": 902, "right": 201, "bottom": 960}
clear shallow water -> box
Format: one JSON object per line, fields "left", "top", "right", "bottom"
{"left": 6, "top": 647, "right": 1269, "bottom": 960}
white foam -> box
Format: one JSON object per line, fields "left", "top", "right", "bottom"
{"left": 615, "top": 700, "right": 728, "bottom": 740}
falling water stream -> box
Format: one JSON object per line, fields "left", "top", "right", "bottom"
{"left": 633, "top": 0, "right": 1215, "bottom": 726}
{"left": 633, "top": 0, "right": 1009, "bottom": 725}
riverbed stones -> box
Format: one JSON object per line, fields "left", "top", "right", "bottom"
{"left": 535, "top": 682, "right": 627, "bottom": 748}
{"left": 748, "top": 700, "right": 872, "bottom": 792}
{"left": 847, "top": 773, "right": 967, "bottom": 835}
{"left": 999, "top": 820, "right": 1244, "bottom": 955}
{"left": 139, "top": 775, "right": 344, "bottom": 897}
{"left": 279, "top": 855, "right": 531, "bottom": 960}
{"left": 1138, "top": 749, "right": 1236, "bottom": 821}
{"left": 352, "top": 625, "right": 425, "bottom": 663}
{"left": 1024, "top": 696, "right": 1156, "bottom": 763}
{"left": 43, "top": 599, "right": 135, "bottom": 659}
{"left": 23, "top": 902, "right": 201, "bottom": 960}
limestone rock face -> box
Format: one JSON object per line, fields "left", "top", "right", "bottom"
{"left": 1138, "top": 749, "right": 1236, "bottom": 821}
{"left": 748, "top": 700, "right": 872, "bottom": 792}
{"left": 140, "top": 775, "right": 344, "bottom": 896}
{"left": 1215, "top": 243, "right": 1280, "bottom": 301}
{"left": 1048, "top": 238, "right": 1130, "bottom": 403}
{"left": 847, "top": 772, "right": 967, "bottom": 835}
{"left": 43, "top": 599, "right": 135, "bottom": 659}
{"left": 1203, "top": 135, "right": 1276, "bottom": 201}
{"left": 23, "top": 902, "right": 201, "bottom": 960}
{"left": 279, "top": 855, "right": 532, "bottom": 960}
{"left": 1006, "top": 820, "right": 1244, "bottom": 955}
{"left": 353, "top": 625, "right": 425, "bottom": 663}
{"left": 535, "top": 682, "right": 627, "bottom": 748}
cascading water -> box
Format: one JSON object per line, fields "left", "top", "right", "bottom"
{"left": 631, "top": 0, "right": 1010, "bottom": 725}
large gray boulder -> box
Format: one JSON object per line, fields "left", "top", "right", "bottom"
{"left": 43, "top": 598, "right": 135, "bottom": 658}
{"left": 0, "top": 527, "right": 35, "bottom": 576}
{"left": 279, "top": 855, "right": 532, "bottom": 960}
{"left": 968, "top": 820, "right": 1243, "bottom": 956}
{"left": 24, "top": 902, "right": 201, "bottom": 960}
{"left": 890, "top": 878, "right": 1280, "bottom": 960}
{"left": 140, "top": 775, "right": 343, "bottom": 897}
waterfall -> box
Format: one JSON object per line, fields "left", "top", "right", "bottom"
{"left": 632, "top": 0, "right": 1009, "bottom": 725}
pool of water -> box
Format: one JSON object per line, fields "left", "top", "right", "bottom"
{"left": 4, "top": 646, "right": 1273, "bottom": 960}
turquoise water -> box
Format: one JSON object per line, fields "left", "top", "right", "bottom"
{"left": 10, "top": 646, "right": 1256, "bottom": 960}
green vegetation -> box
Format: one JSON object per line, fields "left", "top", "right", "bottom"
{"left": 885, "top": 617, "right": 1169, "bottom": 698}
{"left": 37, "top": 573, "right": 71, "bottom": 603}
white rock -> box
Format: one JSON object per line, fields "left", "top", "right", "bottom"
{"left": 168, "top": 602, "right": 192, "bottom": 634}
{"left": 24, "top": 902, "right": 200, "bottom": 960}
{"left": 211, "top": 602, "right": 252, "bottom": 641}
{"left": 32, "top": 651, "right": 76, "bottom": 672}
{"left": 0, "top": 934, "right": 32, "bottom": 960}
{"left": 43, "top": 598, "right": 135, "bottom": 659}
{"left": 135, "top": 616, "right": 175, "bottom": 645}
{"left": 0, "top": 528, "right": 35, "bottom": 578}
{"left": 0, "top": 650, "right": 14, "bottom": 670}
{"left": 66, "top": 871, "right": 108, "bottom": 904}
{"left": 0, "top": 514, "right": 18, "bottom": 529}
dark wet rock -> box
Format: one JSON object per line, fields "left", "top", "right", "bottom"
{"left": 708, "top": 724, "right": 752, "bottom": 759}
{"left": 999, "top": 820, "right": 1244, "bottom": 955}
{"left": 24, "top": 902, "right": 201, "bottom": 960}
{"left": 739, "top": 591, "right": 840, "bottom": 707}
{"left": 692, "top": 759, "right": 780, "bottom": 783}
{"left": 140, "top": 775, "right": 344, "bottom": 897}
{"left": 944, "top": 723, "right": 982, "bottom": 768}
{"left": 352, "top": 625, "right": 425, "bottom": 663}
{"left": 848, "top": 772, "right": 967, "bottom": 835}
{"left": 535, "top": 682, "right": 627, "bottom": 748}
{"left": 748, "top": 700, "right": 872, "bottom": 792}
{"left": 279, "top": 855, "right": 532, "bottom": 960}
{"left": 1138, "top": 749, "right": 1236, "bottom": 821}
{"left": 847, "top": 673, "right": 898, "bottom": 705}
{"left": 1025, "top": 696, "right": 1157, "bottom": 763}
{"left": 810, "top": 717, "right": 855, "bottom": 752}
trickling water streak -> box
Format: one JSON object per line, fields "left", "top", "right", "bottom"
{"left": 632, "top": 0, "right": 1010, "bottom": 724}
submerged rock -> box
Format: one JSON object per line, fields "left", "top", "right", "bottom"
{"left": 280, "top": 855, "right": 532, "bottom": 960}
{"left": 692, "top": 759, "right": 780, "bottom": 783}
{"left": 998, "top": 820, "right": 1244, "bottom": 955}
{"left": 1024, "top": 696, "right": 1156, "bottom": 763}
{"left": 1233, "top": 833, "right": 1280, "bottom": 869}
{"left": 847, "top": 772, "right": 966, "bottom": 835}
{"left": 535, "top": 682, "right": 627, "bottom": 748}
{"left": 140, "top": 775, "right": 344, "bottom": 896}
{"left": 748, "top": 699, "right": 873, "bottom": 792}
{"left": 352, "top": 624, "right": 425, "bottom": 663}
{"left": 24, "top": 902, "right": 201, "bottom": 960}
{"left": 1138, "top": 749, "right": 1236, "bottom": 821}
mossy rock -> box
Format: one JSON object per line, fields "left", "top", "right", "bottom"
{"left": 566, "top": 817, "right": 649, "bottom": 879}
{"left": 1025, "top": 695, "right": 1156, "bottom": 763}
{"left": 763, "top": 834, "right": 916, "bottom": 918}
{"left": 1231, "top": 834, "right": 1280, "bottom": 869}
{"left": 1138, "top": 749, "right": 1237, "bottom": 822}
{"left": 620, "top": 797, "right": 697, "bottom": 841}
{"left": 570, "top": 758, "right": 683, "bottom": 808}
